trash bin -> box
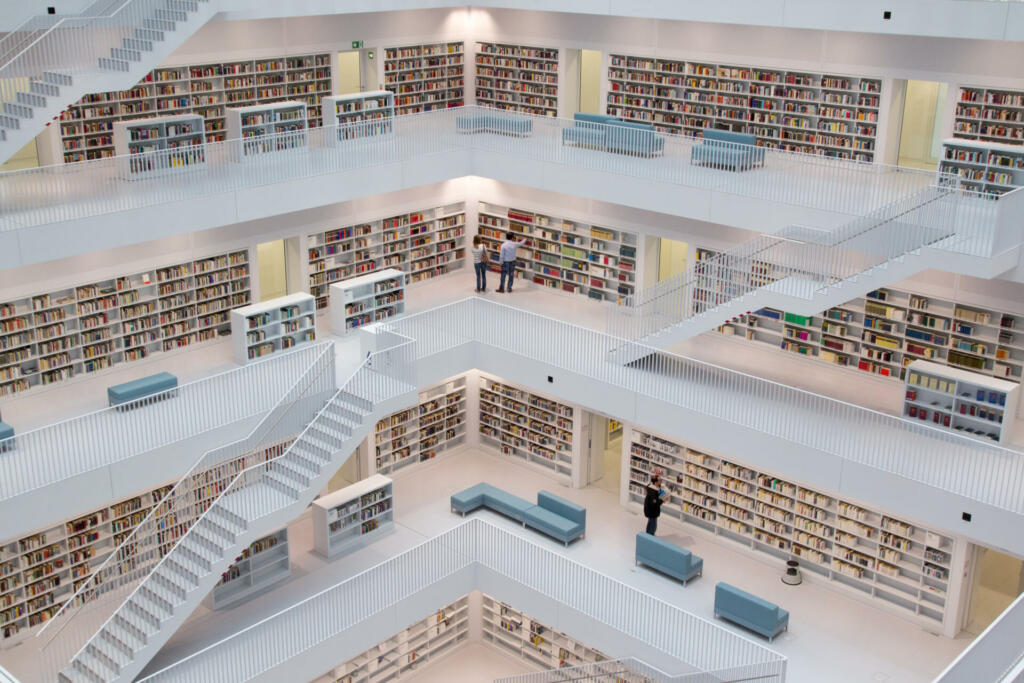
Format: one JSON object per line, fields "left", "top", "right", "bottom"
{"left": 782, "top": 559, "right": 802, "bottom": 586}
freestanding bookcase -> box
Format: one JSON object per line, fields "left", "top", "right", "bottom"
{"left": 226, "top": 100, "right": 308, "bottom": 160}
{"left": 230, "top": 292, "right": 316, "bottom": 364}
{"left": 904, "top": 359, "right": 1019, "bottom": 443}
{"left": 205, "top": 527, "right": 290, "bottom": 610}
{"left": 323, "top": 91, "right": 395, "bottom": 142}
{"left": 329, "top": 268, "right": 406, "bottom": 336}
{"left": 312, "top": 474, "right": 394, "bottom": 558}
{"left": 939, "top": 138, "right": 1024, "bottom": 196}
{"left": 112, "top": 114, "right": 205, "bottom": 179}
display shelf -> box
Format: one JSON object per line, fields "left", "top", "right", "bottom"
{"left": 384, "top": 42, "right": 465, "bottom": 115}
{"left": 323, "top": 91, "right": 395, "bottom": 141}
{"left": 939, "top": 138, "right": 1024, "bottom": 196}
{"left": 606, "top": 54, "right": 882, "bottom": 161}
{"left": 225, "top": 100, "right": 308, "bottom": 160}
{"left": 370, "top": 376, "right": 467, "bottom": 476}
{"left": 481, "top": 594, "right": 609, "bottom": 670}
{"left": 112, "top": 114, "right": 205, "bottom": 179}
{"left": 42, "top": 53, "right": 331, "bottom": 164}
{"left": 475, "top": 42, "right": 559, "bottom": 117}
{"left": 230, "top": 292, "right": 316, "bottom": 364}
{"left": 306, "top": 204, "right": 466, "bottom": 309}
{"left": 0, "top": 249, "right": 250, "bottom": 397}
{"left": 479, "top": 376, "right": 575, "bottom": 483}
{"left": 312, "top": 475, "right": 394, "bottom": 559}
{"left": 904, "top": 359, "right": 1018, "bottom": 444}
{"left": 477, "top": 203, "right": 638, "bottom": 303}
{"left": 313, "top": 596, "right": 469, "bottom": 683}
{"left": 206, "top": 527, "right": 289, "bottom": 610}
{"left": 953, "top": 85, "right": 1024, "bottom": 146}
{"left": 329, "top": 269, "right": 406, "bottom": 336}
{"left": 626, "top": 427, "right": 961, "bottom": 630}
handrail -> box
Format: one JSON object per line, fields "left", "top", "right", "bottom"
{"left": 932, "top": 591, "right": 1024, "bottom": 683}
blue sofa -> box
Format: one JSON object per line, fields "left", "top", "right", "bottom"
{"left": 562, "top": 113, "right": 665, "bottom": 157}
{"left": 0, "top": 421, "right": 13, "bottom": 453}
{"left": 714, "top": 582, "right": 789, "bottom": 641}
{"left": 691, "top": 129, "right": 765, "bottom": 171}
{"left": 108, "top": 372, "right": 179, "bottom": 410}
{"left": 455, "top": 111, "right": 533, "bottom": 137}
{"left": 635, "top": 533, "right": 703, "bottom": 584}
{"left": 451, "top": 483, "right": 586, "bottom": 546}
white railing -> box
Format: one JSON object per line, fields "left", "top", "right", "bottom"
{"left": 135, "top": 519, "right": 786, "bottom": 682}
{"left": 495, "top": 657, "right": 787, "bottom": 683}
{"left": 932, "top": 592, "right": 1024, "bottom": 683}
{"left": 0, "top": 342, "right": 330, "bottom": 502}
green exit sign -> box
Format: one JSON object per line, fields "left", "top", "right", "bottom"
{"left": 351, "top": 40, "right": 363, "bottom": 49}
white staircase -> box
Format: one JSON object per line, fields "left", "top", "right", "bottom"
{"left": 55, "top": 370, "right": 415, "bottom": 682}
{"left": 0, "top": 0, "right": 219, "bottom": 164}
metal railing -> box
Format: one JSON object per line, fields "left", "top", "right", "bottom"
{"left": 135, "top": 519, "right": 786, "bottom": 682}
{"left": 495, "top": 658, "right": 787, "bottom": 683}
{"left": 0, "top": 342, "right": 330, "bottom": 502}
{"left": 932, "top": 592, "right": 1024, "bottom": 683}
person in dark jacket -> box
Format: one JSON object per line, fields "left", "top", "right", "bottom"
{"left": 643, "top": 472, "right": 667, "bottom": 535}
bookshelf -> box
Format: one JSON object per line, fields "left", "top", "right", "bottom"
{"left": 0, "top": 248, "right": 250, "bottom": 398}
{"left": 225, "top": 100, "right": 308, "bottom": 160}
{"left": 953, "top": 85, "right": 1024, "bottom": 146}
{"left": 313, "top": 596, "right": 469, "bottom": 683}
{"left": 206, "top": 527, "right": 289, "bottom": 610}
{"left": 112, "top": 114, "right": 205, "bottom": 179}
{"left": 0, "top": 438, "right": 291, "bottom": 646}
{"left": 323, "top": 91, "right": 395, "bottom": 141}
{"left": 306, "top": 203, "right": 466, "bottom": 310}
{"left": 478, "top": 376, "right": 576, "bottom": 483}
{"left": 939, "top": 138, "right": 1024, "bottom": 196}
{"left": 475, "top": 42, "right": 559, "bottom": 117}
{"left": 481, "top": 594, "right": 609, "bottom": 670}
{"left": 230, "top": 292, "right": 316, "bottom": 364}
{"left": 41, "top": 53, "right": 331, "bottom": 164}
{"left": 904, "top": 360, "right": 1018, "bottom": 444}
{"left": 383, "top": 41, "right": 465, "bottom": 115}
{"left": 625, "top": 427, "right": 962, "bottom": 631}
{"left": 606, "top": 54, "right": 882, "bottom": 161}
{"left": 329, "top": 269, "right": 406, "bottom": 336}
{"left": 312, "top": 475, "right": 394, "bottom": 559}
{"left": 369, "top": 376, "right": 467, "bottom": 476}
{"left": 477, "top": 203, "right": 638, "bottom": 303}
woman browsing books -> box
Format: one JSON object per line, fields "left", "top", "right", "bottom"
{"left": 472, "top": 235, "right": 489, "bottom": 293}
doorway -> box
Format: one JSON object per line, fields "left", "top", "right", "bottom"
{"left": 584, "top": 412, "right": 623, "bottom": 495}
{"left": 579, "top": 49, "right": 602, "bottom": 115}
{"left": 896, "top": 80, "right": 949, "bottom": 171}
{"left": 658, "top": 238, "right": 688, "bottom": 282}
{"left": 337, "top": 50, "right": 362, "bottom": 94}
{"left": 964, "top": 545, "right": 1024, "bottom": 635}
{"left": 256, "top": 239, "right": 288, "bottom": 301}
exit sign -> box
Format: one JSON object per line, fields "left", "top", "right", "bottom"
{"left": 351, "top": 41, "right": 363, "bottom": 49}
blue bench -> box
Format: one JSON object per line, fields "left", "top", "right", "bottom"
{"left": 691, "top": 129, "right": 765, "bottom": 171}
{"left": 0, "top": 421, "right": 13, "bottom": 453}
{"left": 455, "top": 112, "right": 533, "bottom": 137}
{"left": 108, "top": 372, "right": 179, "bottom": 411}
{"left": 451, "top": 483, "right": 586, "bottom": 546}
{"left": 562, "top": 113, "right": 664, "bottom": 157}
{"left": 714, "top": 582, "right": 789, "bottom": 641}
{"left": 635, "top": 533, "right": 703, "bottom": 585}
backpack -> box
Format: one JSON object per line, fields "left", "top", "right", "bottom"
{"left": 643, "top": 487, "right": 660, "bottom": 517}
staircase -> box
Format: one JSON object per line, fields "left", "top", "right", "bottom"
{"left": 54, "top": 368, "right": 415, "bottom": 682}
{"left": 0, "top": 0, "right": 219, "bottom": 164}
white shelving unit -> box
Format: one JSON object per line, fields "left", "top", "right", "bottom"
{"left": 312, "top": 475, "right": 394, "bottom": 559}
{"left": 953, "top": 85, "right": 1024, "bottom": 146}
{"left": 230, "top": 292, "right": 316, "bottom": 364}
{"left": 226, "top": 100, "right": 308, "bottom": 160}
{"left": 383, "top": 42, "right": 465, "bottom": 115}
{"left": 904, "top": 359, "right": 1019, "bottom": 444}
{"left": 323, "top": 91, "right": 395, "bottom": 142}
{"left": 939, "top": 138, "right": 1024, "bottom": 196}
{"left": 206, "top": 527, "right": 290, "bottom": 610}
{"left": 475, "top": 42, "right": 559, "bottom": 117}
{"left": 112, "top": 114, "right": 205, "bottom": 179}
{"left": 328, "top": 269, "right": 406, "bottom": 336}
{"left": 312, "top": 595, "right": 469, "bottom": 683}
{"left": 481, "top": 594, "right": 609, "bottom": 670}
{"left": 625, "top": 427, "right": 965, "bottom": 633}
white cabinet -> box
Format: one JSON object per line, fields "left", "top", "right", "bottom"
{"left": 312, "top": 475, "right": 394, "bottom": 558}
{"left": 323, "top": 91, "right": 394, "bottom": 141}
{"left": 112, "top": 114, "right": 205, "bottom": 179}
{"left": 205, "top": 527, "right": 290, "bottom": 610}
{"left": 329, "top": 268, "right": 406, "bottom": 336}
{"left": 226, "top": 100, "right": 308, "bottom": 160}
{"left": 939, "top": 138, "right": 1024, "bottom": 196}
{"left": 230, "top": 292, "right": 316, "bottom": 364}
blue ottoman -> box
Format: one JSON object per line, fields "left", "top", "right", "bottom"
{"left": 0, "top": 421, "right": 13, "bottom": 453}
{"left": 108, "top": 372, "right": 179, "bottom": 410}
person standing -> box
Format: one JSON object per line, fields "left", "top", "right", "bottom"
{"left": 643, "top": 472, "right": 667, "bottom": 535}
{"left": 471, "top": 234, "right": 489, "bottom": 292}
{"left": 497, "top": 231, "right": 528, "bottom": 293}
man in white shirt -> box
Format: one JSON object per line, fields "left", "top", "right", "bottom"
{"left": 497, "top": 232, "right": 528, "bottom": 293}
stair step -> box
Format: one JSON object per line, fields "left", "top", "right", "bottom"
{"left": 175, "top": 542, "right": 214, "bottom": 571}
{"left": 56, "top": 670, "right": 86, "bottom": 683}
{"left": 197, "top": 516, "right": 238, "bottom": 544}
{"left": 28, "top": 79, "right": 60, "bottom": 97}
{"left": 153, "top": 566, "right": 193, "bottom": 598}
{"left": 320, "top": 414, "right": 355, "bottom": 437}
{"left": 113, "top": 613, "right": 152, "bottom": 644}
{"left": 304, "top": 434, "right": 339, "bottom": 457}
{"left": 86, "top": 640, "right": 127, "bottom": 671}
{"left": 102, "top": 620, "right": 145, "bottom": 654}
{"left": 122, "top": 36, "right": 154, "bottom": 51}
{"left": 264, "top": 471, "right": 302, "bottom": 498}
{"left": 184, "top": 530, "right": 227, "bottom": 560}
{"left": 2, "top": 102, "right": 32, "bottom": 119}
{"left": 271, "top": 460, "right": 311, "bottom": 487}
{"left": 326, "top": 404, "right": 363, "bottom": 426}
{"left": 16, "top": 91, "right": 46, "bottom": 108}
{"left": 153, "top": 8, "right": 188, "bottom": 21}
{"left": 338, "top": 390, "right": 373, "bottom": 412}
{"left": 73, "top": 649, "right": 118, "bottom": 681}
{"left": 143, "top": 17, "right": 177, "bottom": 31}
{"left": 98, "top": 56, "right": 131, "bottom": 72}
{"left": 164, "top": 556, "right": 203, "bottom": 583}
{"left": 283, "top": 451, "right": 322, "bottom": 477}
{"left": 131, "top": 593, "right": 171, "bottom": 624}
{"left": 139, "top": 584, "right": 176, "bottom": 612}
{"left": 207, "top": 505, "right": 247, "bottom": 533}
{"left": 166, "top": 0, "right": 200, "bottom": 9}
{"left": 134, "top": 27, "right": 165, "bottom": 41}
{"left": 41, "top": 71, "right": 73, "bottom": 86}
{"left": 110, "top": 47, "right": 143, "bottom": 62}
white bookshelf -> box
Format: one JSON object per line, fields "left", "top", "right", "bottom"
{"left": 383, "top": 42, "right": 465, "bottom": 115}
{"left": 230, "top": 292, "right": 316, "bottom": 364}
{"left": 481, "top": 594, "right": 609, "bottom": 670}
{"left": 323, "top": 91, "right": 395, "bottom": 142}
{"left": 625, "top": 427, "right": 964, "bottom": 632}
{"left": 478, "top": 376, "right": 576, "bottom": 483}
{"left": 475, "top": 42, "right": 559, "bottom": 117}
{"left": 329, "top": 269, "right": 406, "bottom": 336}
{"left": 206, "top": 527, "right": 289, "bottom": 610}
{"left": 370, "top": 376, "right": 467, "bottom": 475}
{"left": 112, "top": 114, "right": 205, "bottom": 179}
{"left": 226, "top": 100, "right": 308, "bottom": 160}
{"left": 306, "top": 204, "right": 466, "bottom": 310}
{"left": 904, "top": 359, "right": 1018, "bottom": 444}
{"left": 312, "top": 475, "right": 394, "bottom": 559}
{"left": 939, "top": 138, "right": 1024, "bottom": 196}
{"left": 953, "top": 85, "right": 1024, "bottom": 146}
{"left": 477, "top": 203, "right": 638, "bottom": 303}
{"left": 607, "top": 54, "right": 882, "bottom": 161}
{"left": 313, "top": 595, "right": 469, "bottom": 683}
{"left": 0, "top": 249, "right": 251, "bottom": 398}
